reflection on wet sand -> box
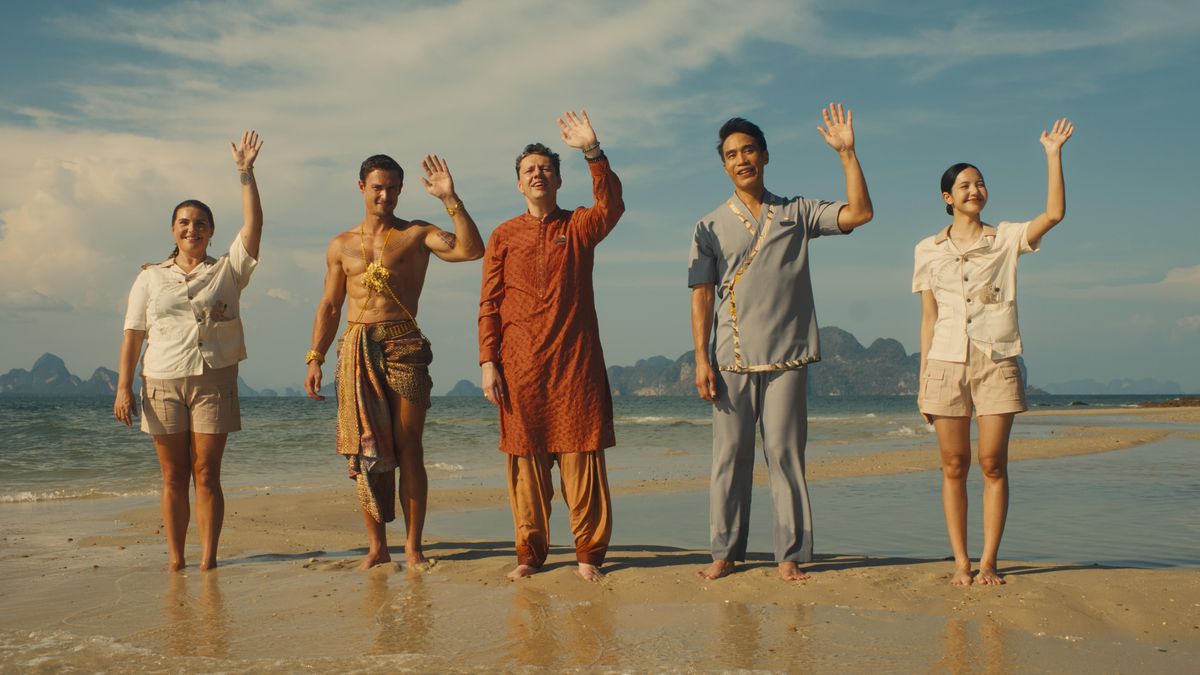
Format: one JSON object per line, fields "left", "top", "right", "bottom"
{"left": 162, "top": 572, "right": 229, "bottom": 658}
{"left": 365, "top": 569, "right": 431, "bottom": 656}
{"left": 504, "top": 583, "right": 616, "bottom": 669}
{"left": 934, "top": 616, "right": 1012, "bottom": 675}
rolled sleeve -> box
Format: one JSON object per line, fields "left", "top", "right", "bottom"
{"left": 687, "top": 222, "right": 717, "bottom": 287}
{"left": 228, "top": 235, "right": 259, "bottom": 289}
{"left": 1012, "top": 220, "right": 1040, "bottom": 255}
{"left": 123, "top": 272, "right": 150, "bottom": 331}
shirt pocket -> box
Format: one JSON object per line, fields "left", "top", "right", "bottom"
{"left": 978, "top": 300, "right": 1020, "bottom": 343}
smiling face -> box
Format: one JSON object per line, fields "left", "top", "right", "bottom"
{"left": 171, "top": 206, "right": 213, "bottom": 258}
{"left": 516, "top": 153, "right": 562, "bottom": 203}
{"left": 359, "top": 168, "right": 402, "bottom": 218}
{"left": 721, "top": 132, "right": 769, "bottom": 193}
{"left": 943, "top": 167, "right": 988, "bottom": 216}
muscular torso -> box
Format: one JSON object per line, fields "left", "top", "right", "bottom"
{"left": 336, "top": 219, "right": 434, "bottom": 323}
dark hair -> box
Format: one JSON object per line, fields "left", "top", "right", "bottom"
{"left": 940, "top": 162, "right": 983, "bottom": 216}
{"left": 167, "top": 199, "right": 214, "bottom": 260}
{"left": 514, "top": 143, "right": 560, "bottom": 176}
{"left": 359, "top": 154, "right": 404, "bottom": 184}
{"left": 717, "top": 117, "right": 767, "bottom": 159}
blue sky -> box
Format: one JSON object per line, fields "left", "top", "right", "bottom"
{"left": 1, "top": 0, "right": 1197, "bottom": 393}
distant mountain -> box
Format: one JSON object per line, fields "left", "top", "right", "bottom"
{"left": 607, "top": 327, "right": 924, "bottom": 396}
{"left": 1041, "top": 378, "right": 1183, "bottom": 395}
{"left": 605, "top": 326, "right": 1054, "bottom": 397}
{"left": 445, "top": 379, "right": 483, "bottom": 397}
{"left": 0, "top": 354, "right": 116, "bottom": 396}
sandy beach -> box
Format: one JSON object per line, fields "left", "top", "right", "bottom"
{"left": 2, "top": 405, "right": 1198, "bottom": 672}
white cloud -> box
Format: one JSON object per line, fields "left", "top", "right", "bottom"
{"left": 1178, "top": 315, "right": 1200, "bottom": 331}
{"left": 265, "top": 288, "right": 294, "bottom": 303}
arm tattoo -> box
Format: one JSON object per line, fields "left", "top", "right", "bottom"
{"left": 435, "top": 231, "right": 457, "bottom": 249}
{"left": 239, "top": 171, "right": 253, "bottom": 185}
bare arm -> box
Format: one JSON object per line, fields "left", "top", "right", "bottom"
{"left": 918, "top": 290, "right": 938, "bottom": 424}
{"left": 816, "top": 103, "right": 874, "bottom": 231}
{"left": 113, "top": 329, "right": 146, "bottom": 426}
{"left": 230, "top": 130, "right": 265, "bottom": 259}
{"left": 304, "top": 238, "right": 348, "bottom": 400}
{"left": 691, "top": 284, "right": 717, "bottom": 403}
{"left": 1026, "top": 118, "right": 1075, "bottom": 249}
{"left": 420, "top": 155, "right": 485, "bottom": 262}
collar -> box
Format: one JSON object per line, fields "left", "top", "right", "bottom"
{"left": 934, "top": 223, "right": 997, "bottom": 245}
{"left": 157, "top": 255, "right": 216, "bottom": 270}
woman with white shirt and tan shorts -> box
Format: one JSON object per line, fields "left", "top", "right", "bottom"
{"left": 913, "top": 119, "right": 1074, "bottom": 586}
{"left": 113, "top": 131, "right": 264, "bottom": 572}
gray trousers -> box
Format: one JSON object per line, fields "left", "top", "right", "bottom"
{"left": 709, "top": 367, "right": 813, "bottom": 563}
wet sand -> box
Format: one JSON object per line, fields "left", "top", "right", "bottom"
{"left": 2, "top": 405, "right": 1198, "bottom": 672}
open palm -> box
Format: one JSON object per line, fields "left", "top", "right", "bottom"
{"left": 1039, "top": 118, "right": 1074, "bottom": 153}
{"left": 558, "top": 110, "right": 598, "bottom": 149}
{"left": 230, "top": 130, "right": 263, "bottom": 170}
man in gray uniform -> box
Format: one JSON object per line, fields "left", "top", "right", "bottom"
{"left": 688, "top": 104, "right": 874, "bottom": 581}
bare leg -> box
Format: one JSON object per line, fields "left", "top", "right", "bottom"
{"left": 697, "top": 560, "right": 736, "bottom": 580}
{"left": 933, "top": 416, "right": 973, "bottom": 586}
{"left": 153, "top": 432, "right": 193, "bottom": 572}
{"left": 357, "top": 505, "right": 391, "bottom": 570}
{"left": 777, "top": 561, "right": 810, "bottom": 581}
{"left": 191, "top": 432, "right": 228, "bottom": 571}
{"left": 390, "top": 394, "right": 429, "bottom": 568}
{"left": 976, "top": 414, "right": 1014, "bottom": 586}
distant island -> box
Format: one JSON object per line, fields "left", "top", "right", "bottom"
{"left": 3, "top": 330, "right": 1189, "bottom": 398}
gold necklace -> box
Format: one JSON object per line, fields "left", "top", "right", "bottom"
{"left": 355, "top": 222, "right": 414, "bottom": 323}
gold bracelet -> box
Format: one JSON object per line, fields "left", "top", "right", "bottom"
{"left": 445, "top": 199, "right": 464, "bottom": 218}
{"left": 305, "top": 349, "right": 325, "bottom": 365}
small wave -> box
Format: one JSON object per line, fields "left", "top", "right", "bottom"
{"left": 427, "top": 462, "right": 465, "bottom": 473}
{"left": 617, "top": 416, "right": 711, "bottom": 426}
{"left": 0, "top": 487, "right": 157, "bottom": 503}
{"left": 863, "top": 413, "right": 877, "bottom": 418}
{"left": 808, "top": 416, "right": 850, "bottom": 421}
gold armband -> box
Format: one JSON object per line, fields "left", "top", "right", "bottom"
{"left": 445, "top": 199, "right": 464, "bottom": 217}
{"left": 305, "top": 349, "right": 325, "bottom": 365}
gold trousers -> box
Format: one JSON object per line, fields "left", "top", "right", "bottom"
{"left": 506, "top": 450, "right": 613, "bottom": 568}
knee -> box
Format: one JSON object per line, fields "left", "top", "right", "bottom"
{"left": 941, "top": 455, "right": 970, "bottom": 481}
{"left": 978, "top": 458, "right": 1008, "bottom": 481}
{"left": 160, "top": 467, "right": 190, "bottom": 492}
{"left": 192, "top": 464, "right": 222, "bottom": 491}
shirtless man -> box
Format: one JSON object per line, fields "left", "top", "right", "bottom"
{"left": 305, "top": 153, "right": 483, "bottom": 570}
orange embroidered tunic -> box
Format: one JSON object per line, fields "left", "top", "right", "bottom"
{"left": 478, "top": 158, "right": 624, "bottom": 456}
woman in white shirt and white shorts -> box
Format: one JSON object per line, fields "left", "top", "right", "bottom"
{"left": 913, "top": 119, "right": 1074, "bottom": 586}
{"left": 113, "top": 131, "right": 264, "bottom": 572}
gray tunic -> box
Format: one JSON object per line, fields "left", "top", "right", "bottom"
{"left": 688, "top": 191, "right": 848, "bottom": 372}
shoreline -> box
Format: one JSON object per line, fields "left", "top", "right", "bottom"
{"left": 3, "top": 404, "right": 1198, "bottom": 672}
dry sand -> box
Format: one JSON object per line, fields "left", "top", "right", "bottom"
{"left": 2, "top": 405, "right": 1197, "bottom": 672}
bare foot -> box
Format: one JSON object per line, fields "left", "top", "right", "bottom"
{"left": 976, "top": 564, "right": 1005, "bottom": 586}
{"left": 507, "top": 564, "right": 538, "bottom": 580}
{"left": 778, "top": 562, "right": 811, "bottom": 582}
{"left": 406, "top": 549, "right": 428, "bottom": 567}
{"left": 697, "top": 560, "right": 735, "bottom": 580}
{"left": 577, "top": 563, "right": 604, "bottom": 582}
{"left": 167, "top": 560, "right": 186, "bottom": 573}
{"left": 949, "top": 562, "right": 973, "bottom": 587}
{"left": 357, "top": 550, "right": 392, "bottom": 571}
{"left": 199, "top": 559, "right": 218, "bottom": 572}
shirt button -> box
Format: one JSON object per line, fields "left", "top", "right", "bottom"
{"left": 963, "top": 276, "right": 968, "bottom": 281}
{"left": 198, "top": 341, "right": 204, "bottom": 346}
{"left": 967, "top": 298, "right": 973, "bottom": 303}
{"left": 967, "top": 318, "right": 972, "bottom": 324}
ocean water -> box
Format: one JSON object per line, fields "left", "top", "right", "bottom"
{"left": 1, "top": 394, "right": 1195, "bottom": 567}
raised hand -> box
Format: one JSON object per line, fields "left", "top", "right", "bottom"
{"left": 558, "top": 110, "right": 598, "bottom": 149}
{"left": 229, "top": 130, "right": 263, "bottom": 171}
{"left": 1039, "top": 118, "right": 1074, "bottom": 154}
{"left": 420, "top": 155, "right": 456, "bottom": 201}
{"left": 816, "top": 103, "right": 855, "bottom": 153}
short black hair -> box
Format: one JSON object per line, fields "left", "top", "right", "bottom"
{"left": 514, "top": 143, "right": 561, "bottom": 176}
{"left": 359, "top": 154, "right": 404, "bottom": 184}
{"left": 940, "top": 162, "right": 983, "bottom": 216}
{"left": 717, "top": 118, "right": 768, "bottom": 159}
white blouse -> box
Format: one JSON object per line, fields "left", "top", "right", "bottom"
{"left": 124, "top": 236, "right": 258, "bottom": 379}
{"left": 912, "top": 221, "right": 1038, "bottom": 363}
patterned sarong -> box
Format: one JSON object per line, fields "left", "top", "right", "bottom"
{"left": 335, "top": 320, "right": 433, "bottom": 523}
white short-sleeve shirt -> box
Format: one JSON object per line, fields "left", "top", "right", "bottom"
{"left": 912, "top": 221, "right": 1038, "bottom": 363}
{"left": 124, "top": 236, "right": 258, "bottom": 379}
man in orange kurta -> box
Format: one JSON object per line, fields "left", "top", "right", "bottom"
{"left": 478, "top": 111, "right": 624, "bottom": 581}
